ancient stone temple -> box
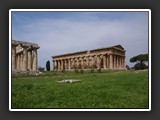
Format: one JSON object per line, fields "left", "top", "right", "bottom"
{"left": 12, "top": 40, "right": 40, "bottom": 72}
{"left": 52, "top": 45, "right": 126, "bottom": 71}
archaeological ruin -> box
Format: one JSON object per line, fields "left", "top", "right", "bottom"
{"left": 52, "top": 45, "right": 126, "bottom": 71}
{"left": 12, "top": 40, "right": 40, "bottom": 74}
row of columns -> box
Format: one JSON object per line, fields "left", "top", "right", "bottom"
{"left": 12, "top": 45, "right": 38, "bottom": 71}
{"left": 53, "top": 54, "right": 125, "bottom": 71}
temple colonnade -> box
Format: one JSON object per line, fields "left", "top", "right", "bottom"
{"left": 12, "top": 40, "right": 40, "bottom": 71}
{"left": 52, "top": 45, "right": 126, "bottom": 71}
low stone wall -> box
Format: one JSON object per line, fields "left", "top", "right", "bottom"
{"left": 12, "top": 70, "right": 41, "bottom": 75}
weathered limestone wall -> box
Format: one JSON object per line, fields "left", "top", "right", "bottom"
{"left": 12, "top": 40, "right": 40, "bottom": 73}
{"left": 52, "top": 45, "right": 126, "bottom": 71}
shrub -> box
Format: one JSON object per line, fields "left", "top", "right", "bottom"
{"left": 91, "top": 69, "right": 94, "bottom": 73}
{"left": 80, "top": 69, "right": 84, "bottom": 73}
{"left": 97, "top": 68, "right": 101, "bottom": 73}
{"left": 74, "top": 69, "right": 79, "bottom": 73}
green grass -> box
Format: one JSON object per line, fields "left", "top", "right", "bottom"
{"left": 11, "top": 70, "right": 149, "bottom": 109}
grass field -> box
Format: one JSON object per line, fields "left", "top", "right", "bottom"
{"left": 11, "top": 70, "right": 149, "bottom": 109}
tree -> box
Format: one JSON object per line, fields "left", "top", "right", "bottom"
{"left": 130, "top": 54, "right": 148, "bottom": 70}
{"left": 134, "top": 63, "right": 147, "bottom": 70}
{"left": 46, "top": 60, "right": 50, "bottom": 71}
{"left": 126, "top": 65, "right": 130, "bottom": 70}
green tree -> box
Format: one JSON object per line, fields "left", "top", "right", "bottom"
{"left": 130, "top": 54, "right": 148, "bottom": 70}
{"left": 126, "top": 65, "right": 130, "bottom": 70}
{"left": 46, "top": 60, "right": 50, "bottom": 71}
{"left": 134, "top": 63, "right": 147, "bottom": 70}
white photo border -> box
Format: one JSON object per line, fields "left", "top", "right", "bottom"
{"left": 9, "top": 9, "right": 151, "bottom": 111}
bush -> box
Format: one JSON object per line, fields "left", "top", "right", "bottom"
{"left": 91, "top": 69, "right": 94, "bottom": 73}
{"left": 97, "top": 68, "right": 101, "bottom": 73}
{"left": 74, "top": 69, "right": 79, "bottom": 73}
{"left": 80, "top": 69, "right": 84, "bottom": 73}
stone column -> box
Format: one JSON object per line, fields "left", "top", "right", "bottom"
{"left": 81, "top": 57, "right": 84, "bottom": 69}
{"left": 113, "top": 55, "right": 116, "bottom": 69}
{"left": 28, "top": 50, "right": 32, "bottom": 70}
{"left": 119, "top": 56, "right": 121, "bottom": 69}
{"left": 97, "top": 55, "right": 100, "bottom": 69}
{"left": 61, "top": 60, "right": 64, "bottom": 70}
{"left": 91, "top": 56, "right": 94, "bottom": 69}
{"left": 106, "top": 55, "right": 108, "bottom": 68}
{"left": 68, "top": 59, "right": 71, "bottom": 70}
{"left": 117, "top": 56, "right": 119, "bottom": 69}
{"left": 12, "top": 45, "right": 17, "bottom": 70}
{"left": 121, "top": 57, "right": 123, "bottom": 68}
{"left": 86, "top": 56, "right": 89, "bottom": 69}
{"left": 70, "top": 58, "right": 73, "bottom": 69}
{"left": 17, "top": 54, "right": 20, "bottom": 70}
{"left": 22, "top": 47, "right": 28, "bottom": 71}
{"left": 58, "top": 60, "right": 60, "bottom": 71}
{"left": 20, "top": 53, "right": 23, "bottom": 70}
{"left": 64, "top": 59, "right": 67, "bottom": 70}
{"left": 32, "top": 48, "right": 37, "bottom": 71}
{"left": 116, "top": 55, "right": 118, "bottom": 68}
{"left": 103, "top": 54, "right": 106, "bottom": 69}
{"left": 109, "top": 54, "right": 113, "bottom": 69}
{"left": 55, "top": 60, "right": 58, "bottom": 71}
{"left": 123, "top": 56, "right": 126, "bottom": 69}
{"left": 52, "top": 60, "right": 55, "bottom": 71}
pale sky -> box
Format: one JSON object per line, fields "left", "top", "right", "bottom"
{"left": 12, "top": 11, "right": 149, "bottom": 69}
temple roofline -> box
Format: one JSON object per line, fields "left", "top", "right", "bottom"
{"left": 52, "top": 44, "right": 125, "bottom": 58}
{"left": 12, "top": 40, "right": 40, "bottom": 49}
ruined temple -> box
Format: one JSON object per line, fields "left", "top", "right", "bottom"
{"left": 12, "top": 40, "right": 40, "bottom": 72}
{"left": 52, "top": 45, "right": 126, "bottom": 71}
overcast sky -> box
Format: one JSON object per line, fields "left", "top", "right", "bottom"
{"left": 12, "top": 11, "right": 149, "bottom": 69}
